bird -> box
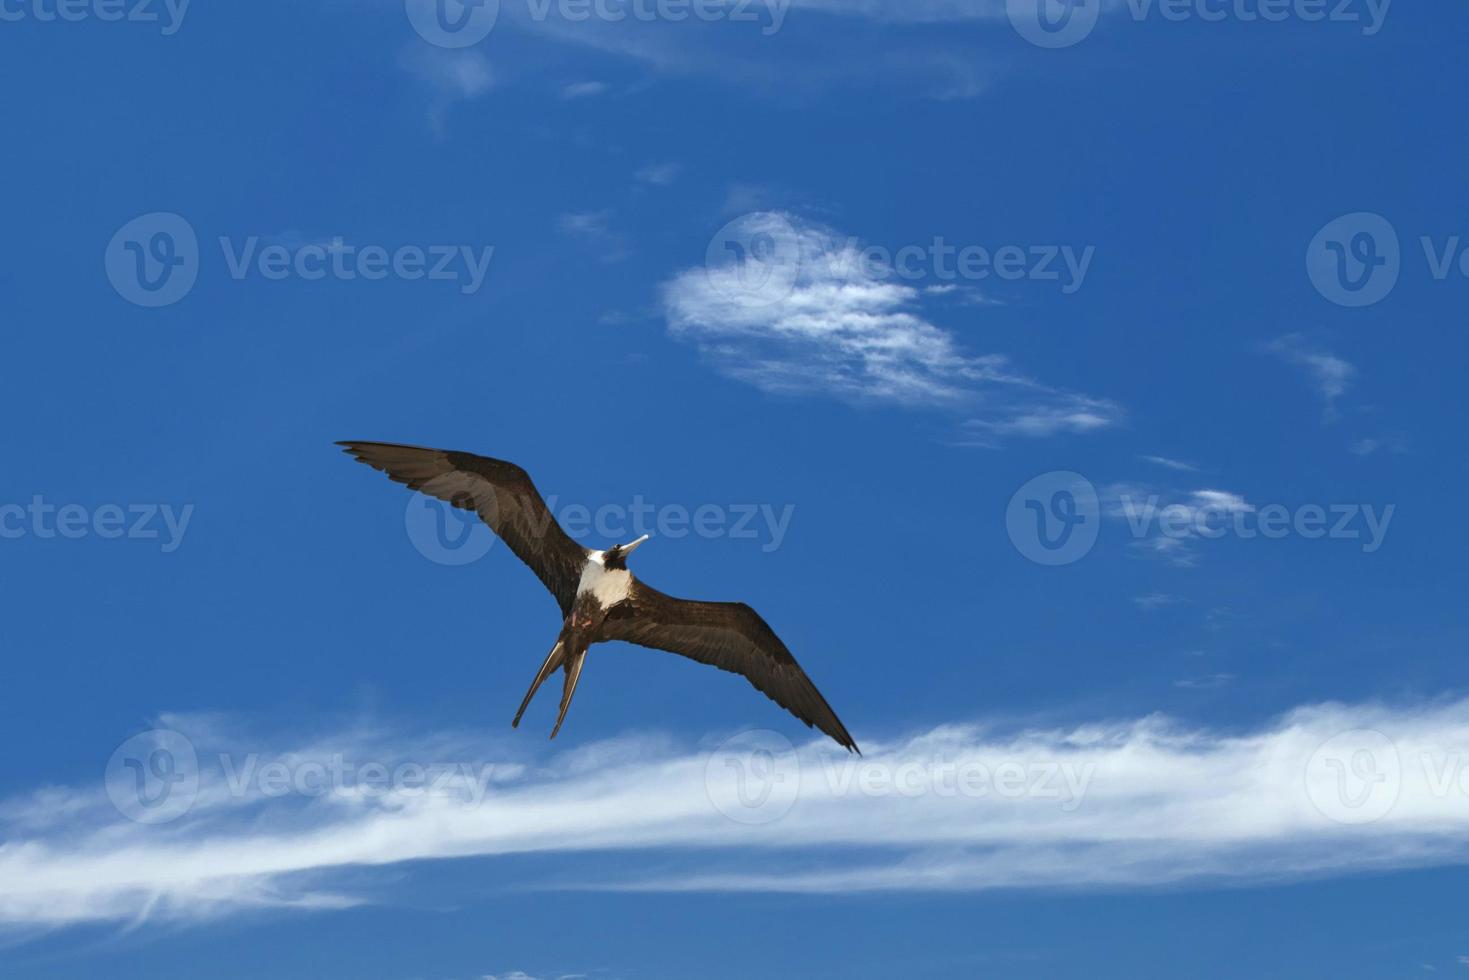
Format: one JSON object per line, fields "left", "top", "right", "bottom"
{"left": 337, "top": 441, "right": 859, "bottom": 753}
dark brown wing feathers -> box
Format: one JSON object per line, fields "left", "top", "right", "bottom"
{"left": 337, "top": 441, "right": 587, "bottom": 615}
{"left": 600, "top": 581, "right": 859, "bottom": 753}
{"left": 340, "top": 442, "right": 857, "bottom": 750}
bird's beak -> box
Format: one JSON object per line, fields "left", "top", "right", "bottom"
{"left": 623, "top": 534, "right": 650, "bottom": 554}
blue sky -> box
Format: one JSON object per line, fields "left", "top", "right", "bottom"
{"left": 3, "top": 0, "right": 1469, "bottom": 976}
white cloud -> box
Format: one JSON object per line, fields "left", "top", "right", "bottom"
{"left": 399, "top": 47, "right": 495, "bottom": 100}
{"left": 558, "top": 211, "right": 629, "bottom": 261}
{"left": 559, "top": 210, "right": 615, "bottom": 239}
{"left": 560, "top": 81, "right": 610, "bottom": 99}
{"left": 11, "top": 697, "right": 1469, "bottom": 930}
{"left": 1133, "top": 593, "right": 1187, "bottom": 611}
{"left": 1266, "top": 334, "right": 1356, "bottom": 421}
{"left": 634, "top": 162, "right": 682, "bottom": 186}
{"left": 1140, "top": 455, "right": 1199, "bottom": 473}
{"left": 1104, "top": 483, "right": 1254, "bottom": 566}
{"left": 1173, "top": 673, "right": 1235, "bottom": 690}
{"left": 397, "top": 46, "right": 496, "bottom": 135}
{"left": 661, "top": 212, "right": 1120, "bottom": 441}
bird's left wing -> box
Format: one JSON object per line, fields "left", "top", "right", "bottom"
{"left": 338, "top": 441, "right": 588, "bottom": 615}
{"left": 598, "top": 581, "right": 859, "bottom": 752}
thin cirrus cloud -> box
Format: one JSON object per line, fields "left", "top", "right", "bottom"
{"left": 398, "top": 46, "right": 496, "bottom": 100}
{"left": 1103, "top": 483, "right": 1255, "bottom": 566}
{"left": 7, "top": 697, "right": 1469, "bottom": 931}
{"left": 660, "top": 211, "right": 1121, "bottom": 443}
{"left": 1139, "top": 454, "right": 1200, "bottom": 473}
{"left": 1265, "top": 333, "right": 1356, "bottom": 421}
{"left": 392, "top": 0, "right": 999, "bottom": 102}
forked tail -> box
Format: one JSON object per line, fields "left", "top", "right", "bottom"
{"left": 511, "top": 633, "right": 591, "bottom": 739}
{"left": 512, "top": 639, "right": 564, "bottom": 729}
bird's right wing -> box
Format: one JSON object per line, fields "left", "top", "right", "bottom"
{"left": 598, "top": 581, "right": 859, "bottom": 752}
{"left": 338, "top": 441, "right": 588, "bottom": 615}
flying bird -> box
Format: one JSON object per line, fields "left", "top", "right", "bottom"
{"left": 337, "top": 441, "right": 859, "bottom": 752}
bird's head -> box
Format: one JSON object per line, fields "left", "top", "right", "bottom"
{"left": 600, "top": 533, "right": 649, "bottom": 570}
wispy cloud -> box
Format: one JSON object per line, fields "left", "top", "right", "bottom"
{"left": 1104, "top": 483, "right": 1254, "bottom": 566}
{"left": 661, "top": 212, "right": 1120, "bottom": 442}
{"left": 1133, "top": 593, "right": 1188, "bottom": 612}
{"left": 397, "top": 46, "right": 496, "bottom": 135}
{"left": 1266, "top": 334, "right": 1356, "bottom": 421}
{"left": 634, "top": 162, "right": 682, "bottom": 186}
{"left": 401, "top": 50, "right": 494, "bottom": 99}
{"left": 10, "top": 697, "right": 1469, "bottom": 931}
{"left": 558, "top": 210, "right": 629, "bottom": 261}
{"left": 440, "top": 0, "right": 1004, "bottom": 102}
{"left": 1140, "top": 454, "right": 1199, "bottom": 473}
{"left": 1173, "top": 673, "right": 1235, "bottom": 690}
{"left": 560, "top": 80, "right": 610, "bottom": 99}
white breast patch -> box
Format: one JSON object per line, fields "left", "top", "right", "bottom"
{"left": 577, "top": 560, "right": 632, "bottom": 608}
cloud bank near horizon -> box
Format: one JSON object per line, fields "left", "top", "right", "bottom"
{"left": 6, "top": 696, "right": 1469, "bottom": 933}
